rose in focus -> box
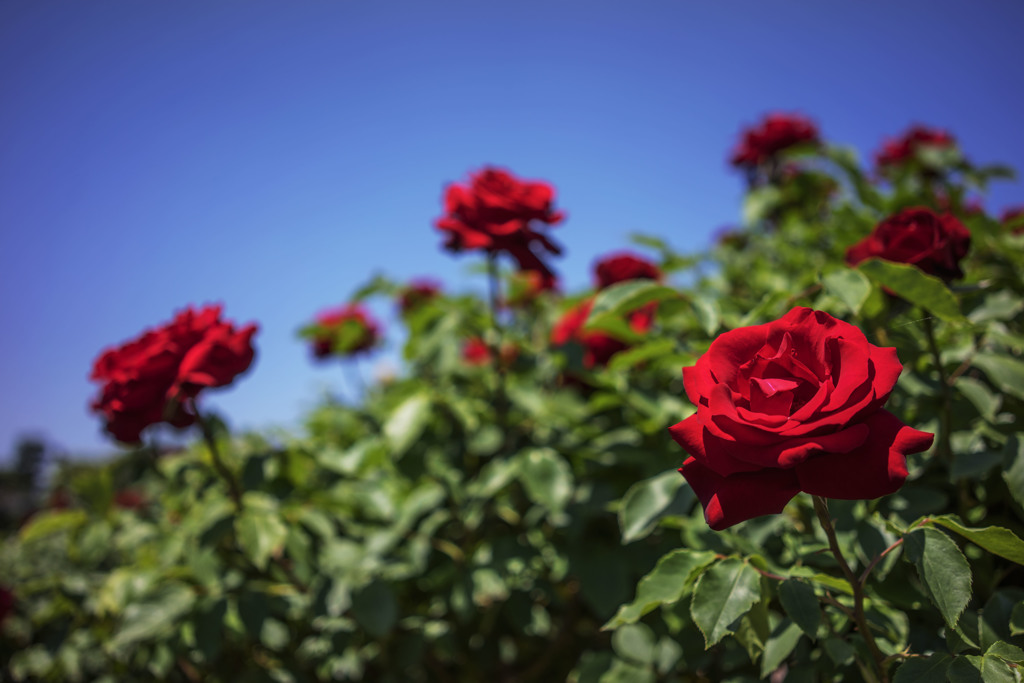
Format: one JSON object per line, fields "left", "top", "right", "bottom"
{"left": 670, "top": 307, "right": 933, "bottom": 530}
{"left": 309, "top": 304, "right": 381, "bottom": 359}
{"left": 435, "top": 166, "right": 565, "bottom": 289}
{"left": 730, "top": 113, "right": 819, "bottom": 168}
{"left": 845, "top": 207, "right": 971, "bottom": 281}
{"left": 90, "top": 305, "right": 258, "bottom": 443}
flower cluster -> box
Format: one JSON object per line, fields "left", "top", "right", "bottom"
{"left": 89, "top": 305, "right": 257, "bottom": 443}
{"left": 670, "top": 308, "right": 934, "bottom": 529}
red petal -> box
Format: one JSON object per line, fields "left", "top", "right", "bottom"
{"left": 679, "top": 457, "right": 800, "bottom": 530}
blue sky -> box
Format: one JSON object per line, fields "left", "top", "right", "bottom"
{"left": 2, "top": 0, "right": 1023, "bottom": 457}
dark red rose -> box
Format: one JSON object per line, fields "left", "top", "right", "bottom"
{"left": 730, "top": 113, "right": 820, "bottom": 168}
{"left": 90, "top": 305, "right": 258, "bottom": 443}
{"left": 875, "top": 125, "right": 955, "bottom": 169}
{"left": 399, "top": 280, "right": 441, "bottom": 314}
{"left": 309, "top": 304, "right": 381, "bottom": 359}
{"left": 0, "top": 586, "right": 13, "bottom": 625}
{"left": 1002, "top": 207, "right": 1024, "bottom": 234}
{"left": 845, "top": 207, "right": 971, "bottom": 281}
{"left": 435, "top": 166, "right": 565, "bottom": 286}
{"left": 670, "top": 307, "right": 933, "bottom": 530}
{"left": 594, "top": 252, "right": 662, "bottom": 289}
{"left": 114, "top": 489, "right": 146, "bottom": 510}
{"left": 551, "top": 298, "right": 654, "bottom": 368}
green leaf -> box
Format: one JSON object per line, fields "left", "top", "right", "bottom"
{"left": 967, "top": 290, "right": 1024, "bottom": 324}
{"left": 689, "top": 296, "right": 721, "bottom": 336}
{"left": 1002, "top": 435, "right": 1024, "bottom": 510}
{"left": 351, "top": 580, "right": 398, "bottom": 638}
{"left": 954, "top": 376, "right": 1002, "bottom": 423}
{"left": 928, "top": 515, "right": 1024, "bottom": 566}
{"left": 823, "top": 268, "right": 873, "bottom": 315}
{"left": 971, "top": 353, "right": 1024, "bottom": 402}
{"left": 108, "top": 583, "right": 196, "bottom": 654}
{"left": 947, "top": 653, "right": 1017, "bottom": 683}
{"left": 1011, "top": 603, "right": 1024, "bottom": 636}
{"left": 608, "top": 338, "right": 677, "bottom": 372}
{"left": 236, "top": 500, "right": 288, "bottom": 572}
{"left": 603, "top": 549, "right": 717, "bottom": 629}
{"left": 690, "top": 558, "right": 762, "bottom": 648}
{"left": 778, "top": 579, "right": 821, "bottom": 639}
{"left": 986, "top": 641, "right": 1024, "bottom": 664}
{"left": 586, "top": 280, "right": 679, "bottom": 326}
{"left": 18, "top": 509, "right": 87, "bottom": 543}
{"left": 823, "top": 637, "right": 855, "bottom": 666}
{"left": 384, "top": 392, "right": 432, "bottom": 456}
{"left": 892, "top": 655, "right": 952, "bottom": 682}
{"left": 903, "top": 527, "right": 972, "bottom": 629}
{"left": 617, "top": 470, "right": 694, "bottom": 544}
{"left": 598, "top": 658, "right": 656, "bottom": 683}
{"left": 518, "top": 448, "right": 574, "bottom": 512}
{"left": 857, "top": 258, "right": 963, "bottom": 322}
{"left": 612, "top": 623, "right": 656, "bottom": 666}
{"left": 759, "top": 620, "right": 803, "bottom": 679}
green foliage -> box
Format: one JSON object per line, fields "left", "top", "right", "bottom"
{"left": 4, "top": 123, "right": 1024, "bottom": 683}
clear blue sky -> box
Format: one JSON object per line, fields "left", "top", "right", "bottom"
{"left": 2, "top": 0, "right": 1022, "bottom": 458}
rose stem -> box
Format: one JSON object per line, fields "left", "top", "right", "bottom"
{"left": 812, "top": 495, "right": 889, "bottom": 683}
{"left": 921, "top": 314, "right": 953, "bottom": 463}
{"left": 192, "top": 400, "right": 309, "bottom": 594}
{"left": 485, "top": 251, "right": 510, "bottom": 431}
{"left": 192, "top": 401, "right": 243, "bottom": 508}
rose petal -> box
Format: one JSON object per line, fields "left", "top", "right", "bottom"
{"left": 795, "top": 410, "right": 933, "bottom": 499}
{"left": 679, "top": 457, "right": 800, "bottom": 530}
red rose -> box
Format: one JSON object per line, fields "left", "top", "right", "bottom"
{"left": 551, "top": 298, "right": 654, "bottom": 368}
{"left": 114, "top": 489, "right": 146, "bottom": 510}
{"left": 399, "top": 280, "right": 441, "bottom": 314}
{"left": 875, "top": 125, "right": 955, "bottom": 169}
{"left": 845, "top": 207, "right": 971, "bottom": 281}
{"left": 730, "top": 113, "right": 820, "bottom": 168}
{"left": 435, "top": 167, "right": 565, "bottom": 287}
{"left": 594, "top": 252, "right": 662, "bottom": 289}
{"left": 90, "top": 305, "right": 257, "bottom": 443}
{"left": 670, "top": 307, "right": 933, "bottom": 530}
{"left": 1002, "top": 207, "right": 1024, "bottom": 234}
{"left": 309, "top": 304, "right": 381, "bottom": 359}
{"left": 462, "top": 337, "right": 492, "bottom": 366}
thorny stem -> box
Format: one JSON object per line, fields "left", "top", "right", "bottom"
{"left": 922, "top": 315, "right": 953, "bottom": 463}
{"left": 812, "top": 496, "right": 889, "bottom": 683}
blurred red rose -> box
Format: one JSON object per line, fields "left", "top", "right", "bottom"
{"left": 399, "top": 280, "right": 441, "bottom": 314}
{"left": 730, "top": 113, "right": 820, "bottom": 168}
{"left": 462, "top": 337, "right": 492, "bottom": 366}
{"left": 114, "top": 489, "right": 146, "bottom": 510}
{"left": 90, "top": 305, "right": 258, "bottom": 443}
{"left": 845, "top": 207, "right": 971, "bottom": 281}
{"left": 1002, "top": 207, "right": 1024, "bottom": 234}
{"left": 594, "top": 252, "right": 662, "bottom": 289}
{"left": 875, "top": 125, "right": 955, "bottom": 169}
{"left": 551, "top": 298, "right": 654, "bottom": 368}
{"left": 435, "top": 166, "right": 565, "bottom": 286}
{"left": 310, "top": 304, "right": 381, "bottom": 359}
{"left": 670, "top": 307, "right": 934, "bottom": 530}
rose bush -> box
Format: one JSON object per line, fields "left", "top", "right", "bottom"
{"left": 89, "top": 305, "right": 257, "bottom": 443}
{"left": 397, "top": 279, "right": 441, "bottom": 314}
{"left": 845, "top": 206, "right": 971, "bottom": 280}
{"left": 594, "top": 251, "right": 662, "bottom": 288}
{"left": 551, "top": 297, "right": 654, "bottom": 368}
{"left": 875, "top": 124, "right": 955, "bottom": 170}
